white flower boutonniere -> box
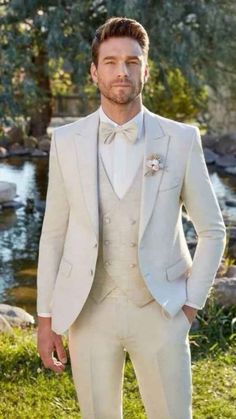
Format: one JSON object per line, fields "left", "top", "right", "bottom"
{"left": 144, "top": 153, "right": 165, "bottom": 176}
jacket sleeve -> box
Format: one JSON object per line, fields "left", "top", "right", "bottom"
{"left": 180, "top": 127, "right": 227, "bottom": 308}
{"left": 36, "top": 130, "right": 70, "bottom": 315}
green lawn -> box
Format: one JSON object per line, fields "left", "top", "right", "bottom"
{"left": 0, "top": 326, "right": 235, "bottom": 419}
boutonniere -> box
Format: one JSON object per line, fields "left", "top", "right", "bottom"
{"left": 144, "top": 153, "right": 165, "bottom": 176}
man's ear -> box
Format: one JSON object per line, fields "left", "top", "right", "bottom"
{"left": 144, "top": 63, "right": 150, "bottom": 83}
{"left": 90, "top": 62, "right": 98, "bottom": 85}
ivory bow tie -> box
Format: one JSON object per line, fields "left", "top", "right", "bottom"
{"left": 99, "top": 121, "right": 138, "bottom": 144}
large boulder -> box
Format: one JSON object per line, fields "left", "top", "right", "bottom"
{"left": 215, "top": 154, "right": 236, "bottom": 168}
{"left": 213, "top": 277, "right": 236, "bottom": 306}
{"left": 214, "top": 132, "right": 236, "bottom": 155}
{"left": 38, "top": 137, "right": 51, "bottom": 153}
{"left": 0, "top": 304, "right": 35, "bottom": 327}
{"left": 0, "top": 181, "right": 17, "bottom": 203}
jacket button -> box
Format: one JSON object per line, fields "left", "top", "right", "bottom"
{"left": 93, "top": 243, "right": 98, "bottom": 248}
{"left": 90, "top": 269, "right": 93, "bottom": 275}
{"left": 104, "top": 240, "right": 110, "bottom": 245}
{"left": 130, "top": 242, "right": 137, "bottom": 247}
{"left": 104, "top": 217, "right": 111, "bottom": 224}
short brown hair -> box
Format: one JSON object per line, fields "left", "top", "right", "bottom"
{"left": 91, "top": 17, "right": 149, "bottom": 66}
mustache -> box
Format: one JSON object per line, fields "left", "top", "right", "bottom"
{"left": 111, "top": 80, "right": 132, "bottom": 85}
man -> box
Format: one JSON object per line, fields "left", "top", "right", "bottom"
{"left": 37, "top": 17, "right": 226, "bottom": 419}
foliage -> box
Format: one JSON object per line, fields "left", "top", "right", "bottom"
{"left": 143, "top": 60, "right": 208, "bottom": 121}
{"left": 0, "top": 0, "right": 235, "bottom": 131}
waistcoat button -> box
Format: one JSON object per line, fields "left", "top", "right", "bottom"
{"left": 129, "top": 263, "right": 136, "bottom": 268}
{"left": 104, "top": 260, "right": 111, "bottom": 266}
{"left": 104, "top": 217, "right": 111, "bottom": 224}
{"left": 104, "top": 240, "right": 110, "bottom": 245}
{"left": 131, "top": 219, "right": 136, "bottom": 225}
{"left": 130, "top": 242, "right": 137, "bottom": 247}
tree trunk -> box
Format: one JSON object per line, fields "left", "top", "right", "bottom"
{"left": 28, "top": 48, "right": 52, "bottom": 138}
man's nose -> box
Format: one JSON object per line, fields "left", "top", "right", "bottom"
{"left": 117, "top": 62, "right": 129, "bottom": 77}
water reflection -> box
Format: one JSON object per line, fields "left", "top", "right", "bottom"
{"left": 0, "top": 157, "right": 48, "bottom": 316}
{"left": 0, "top": 157, "right": 235, "bottom": 317}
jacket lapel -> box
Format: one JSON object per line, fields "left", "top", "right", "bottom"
{"left": 74, "top": 110, "right": 100, "bottom": 242}
{"left": 74, "top": 107, "right": 171, "bottom": 247}
{"left": 138, "top": 107, "right": 171, "bottom": 246}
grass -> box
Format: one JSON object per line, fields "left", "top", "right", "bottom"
{"left": 0, "top": 298, "right": 235, "bottom": 419}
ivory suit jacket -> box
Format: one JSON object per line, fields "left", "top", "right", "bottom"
{"left": 36, "top": 106, "right": 227, "bottom": 334}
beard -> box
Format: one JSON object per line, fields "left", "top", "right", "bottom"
{"left": 96, "top": 78, "right": 144, "bottom": 105}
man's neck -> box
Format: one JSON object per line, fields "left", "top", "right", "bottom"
{"left": 100, "top": 96, "right": 142, "bottom": 125}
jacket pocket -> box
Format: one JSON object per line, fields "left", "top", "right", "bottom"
{"left": 166, "top": 257, "right": 191, "bottom": 282}
{"left": 57, "top": 257, "right": 72, "bottom": 277}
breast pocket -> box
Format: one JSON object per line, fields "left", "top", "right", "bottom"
{"left": 159, "top": 176, "right": 181, "bottom": 192}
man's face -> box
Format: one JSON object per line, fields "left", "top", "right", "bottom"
{"left": 90, "top": 37, "right": 149, "bottom": 105}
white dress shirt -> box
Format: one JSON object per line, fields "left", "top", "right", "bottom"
{"left": 38, "top": 105, "right": 199, "bottom": 316}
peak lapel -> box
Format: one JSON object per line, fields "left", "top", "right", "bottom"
{"left": 74, "top": 110, "right": 100, "bottom": 242}
{"left": 138, "top": 108, "right": 171, "bottom": 246}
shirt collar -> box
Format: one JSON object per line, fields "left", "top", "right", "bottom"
{"left": 99, "top": 105, "right": 144, "bottom": 142}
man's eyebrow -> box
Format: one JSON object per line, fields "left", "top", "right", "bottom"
{"left": 102, "top": 55, "right": 141, "bottom": 61}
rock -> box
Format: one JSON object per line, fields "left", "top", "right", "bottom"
{"left": 213, "top": 277, "right": 236, "bottom": 306}
{"left": 203, "top": 148, "right": 218, "bottom": 164}
{"left": 214, "top": 132, "right": 236, "bottom": 155}
{"left": 38, "top": 138, "right": 51, "bottom": 152}
{"left": 225, "top": 199, "right": 236, "bottom": 207}
{"left": 1, "top": 200, "right": 24, "bottom": 210}
{"left": 0, "top": 314, "right": 12, "bottom": 333}
{"left": 35, "top": 200, "right": 46, "bottom": 212}
{"left": 229, "top": 243, "right": 236, "bottom": 259}
{"left": 0, "top": 147, "right": 8, "bottom": 158}
{"left": 9, "top": 143, "right": 30, "bottom": 156}
{"left": 0, "top": 304, "right": 35, "bottom": 327}
{"left": 30, "top": 149, "right": 48, "bottom": 157}
{"left": 216, "top": 259, "right": 228, "bottom": 278}
{"left": 0, "top": 181, "right": 17, "bottom": 203}
{"left": 226, "top": 265, "right": 236, "bottom": 278}
{"left": 24, "top": 136, "right": 38, "bottom": 149}
{"left": 215, "top": 154, "right": 236, "bottom": 168}
{"left": 202, "top": 133, "right": 220, "bottom": 150}
{"left": 25, "top": 198, "right": 35, "bottom": 213}
{"left": 225, "top": 167, "right": 236, "bottom": 175}
{"left": 226, "top": 226, "right": 236, "bottom": 240}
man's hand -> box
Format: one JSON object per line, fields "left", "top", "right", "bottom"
{"left": 37, "top": 316, "right": 67, "bottom": 373}
{"left": 181, "top": 305, "right": 198, "bottom": 324}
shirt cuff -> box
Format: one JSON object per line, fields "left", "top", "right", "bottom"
{"left": 184, "top": 301, "right": 201, "bottom": 309}
{"left": 37, "top": 313, "right": 52, "bottom": 317}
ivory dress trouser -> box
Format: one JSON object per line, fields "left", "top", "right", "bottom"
{"left": 68, "top": 288, "right": 192, "bottom": 419}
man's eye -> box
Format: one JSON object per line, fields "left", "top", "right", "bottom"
{"left": 128, "top": 61, "right": 139, "bottom": 65}
{"left": 105, "top": 61, "right": 115, "bottom": 64}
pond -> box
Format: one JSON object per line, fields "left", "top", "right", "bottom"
{"left": 0, "top": 156, "right": 236, "bottom": 318}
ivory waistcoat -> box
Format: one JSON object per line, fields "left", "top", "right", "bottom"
{"left": 89, "top": 133, "right": 155, "bottom": 306}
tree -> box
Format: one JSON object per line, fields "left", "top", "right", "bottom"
{"left": 0, "top": 0, "right": 107, "bottom": 136}
{"left": 0, "top": 0, "right": 235, "bottom": 135}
